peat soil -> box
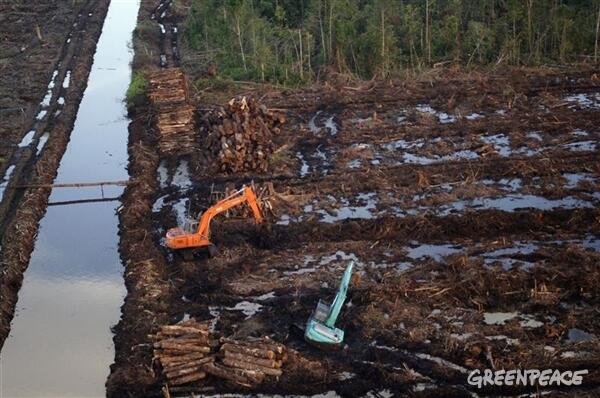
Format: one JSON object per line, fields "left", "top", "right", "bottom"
{"left": 0, "top": 0, "right": 83, "bottom": 158}
{"left": 113, "top": 1, "right": 600, "bottom": 396}
{"left": 0, "top": 0, "right": 111, "bottom": 349}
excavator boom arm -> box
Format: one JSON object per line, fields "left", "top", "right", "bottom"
{"left": 324, "top": 261, "right": 354, "bottom": 327}
{"left": 196, "top": 186, "right": 263, "bottom": 240}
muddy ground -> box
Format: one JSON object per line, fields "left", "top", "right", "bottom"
{"left": 0, "top": 1, "right": 78, "bottom": 146}
{"left": 110, "top": 1, "right": 600, "bottom": 397}
{"left": 0, "top": 0, "right": 112, "bottom": 348}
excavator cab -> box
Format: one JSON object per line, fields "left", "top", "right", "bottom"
{"left": 182, "top": 216, "right": 199, "bottom": 234}
{"left": 165, "top": 185, "right": 264, "bottom": 258}
{"left": 165, "top": 217, "right": 196, "bottom": 236}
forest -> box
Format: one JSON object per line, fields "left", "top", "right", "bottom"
{"left": 182, "top": 0, "right": 600, "bottom": 84}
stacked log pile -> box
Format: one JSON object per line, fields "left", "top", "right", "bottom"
{"left": 152, "top": 321, "right": 287, "bottom": 388}
{"left": 210, "top": 336, "right": 287, "bottom": 387}
{"left": 202, "top": 97, "right": 286, "bottom": 173}
{"left": 151, "top": 320, "right": 216, "bottom": 386}
{"left": 147, "top": 68, "right": 196, "bottom": 156}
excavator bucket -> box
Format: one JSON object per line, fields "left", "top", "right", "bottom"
{"left": 305, "top": 261, "right": 354, "bottom": 349}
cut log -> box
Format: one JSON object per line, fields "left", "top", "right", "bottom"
{"left": 155, "top": 352, "right": 207, "bottom": 365}
{"left": 221, "top": 358, "right": 283, "bottom": 377}
{"left": 223, "top": 351, "right": 278, "bottom": 369}
{"left": 220, "top": 337, "right": 285, "bottom": 355}
{"left": 169, "top": 371, "right": 207, "bottom": 386}
{"left": 162, "top": 357, "right": 214, "bottom": 374}
{"left": 155, "top": 338, "right": 210, "bottom": 347}
{"left": 165, "top": 365, "right": 204, "bottom": 379}
{"left": 155, "top": 342, "right": 211, "bottom": 353}
{"left": 220, "top": 343, "right": 275, "bottom": 360}
{"left": 227, "top": 366, "right": 265, "bottom": 385}
{"left": 157, "top": 348, "right": 203, "bottom": 355}
{"left": 202, "top": 362, "right": 255, "bottom": 387}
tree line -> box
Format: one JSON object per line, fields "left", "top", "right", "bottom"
{"left": 183, "top": 0, "right": 600, "bottom": 84}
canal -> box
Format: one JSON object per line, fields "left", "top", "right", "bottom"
{"left": 0, "top": 1, "right": 140, "bottom": 396}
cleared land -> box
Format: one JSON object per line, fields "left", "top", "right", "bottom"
{"left": 108, "top": 2, "right": 600, "bottom": 396}
{"left": 0, "top": 0, "right": 598, "bottom": 397}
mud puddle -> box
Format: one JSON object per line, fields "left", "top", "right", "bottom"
{"left": 0, "top": 1, "right": 139, "bottom": 396}
{"left": 0, "top": 166, "right": 16, "bottom": 202}
{"left": 278, "top": 185, "right": 599, "bottom": 225}
{"left": 438, "top": 194, "right": 595, "bottom": 214}
{"left": 563, "top": 92, "right": 600, "bottom": 109}
{"left": 309, "top": 111, "right": 340, "bottom": 136}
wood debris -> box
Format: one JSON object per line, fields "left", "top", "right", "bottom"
{"left": 202, "top": 96, "right": 286, "bottom": 173}
{"left": 147, "top": 68, "right": 196, "bottom": 156}
{"left": 152, "top": 320, "right": 288, "bottom": 388}
{"left": 209, "top": 182, "right": 275, "bottom": 219}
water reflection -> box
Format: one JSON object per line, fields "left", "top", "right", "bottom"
{"left": 0, "top": 276, "right": 123, "bottom": 397}
{"left": 0, "top": 0, "right": 140, "bottom": 396}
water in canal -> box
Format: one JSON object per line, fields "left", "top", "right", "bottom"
{"left": 0, "top": 1, "right": 140, "bottom": 396}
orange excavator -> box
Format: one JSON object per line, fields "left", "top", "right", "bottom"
{"left": 165, "top": 185, "right": 264, "bottom": 258}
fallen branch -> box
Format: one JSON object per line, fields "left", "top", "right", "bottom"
{"left": 14, "top": 179, "right": 135, "bottom": 189}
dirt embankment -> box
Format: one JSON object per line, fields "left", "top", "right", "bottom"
{"left": 112, "top": 0, "right": 600, "bottom": 395}
{"left": 0, "top": 0, "right": 111, "bottom": 350}
{"left": 106, "top": 1, "right": 178, "bottom": 396}
{"left": 107, "top": 102, "right": 175, "bottom": 397}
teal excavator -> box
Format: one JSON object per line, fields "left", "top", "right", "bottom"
{"left": 305, "top": 261, "right": 354, "bottom": 349}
